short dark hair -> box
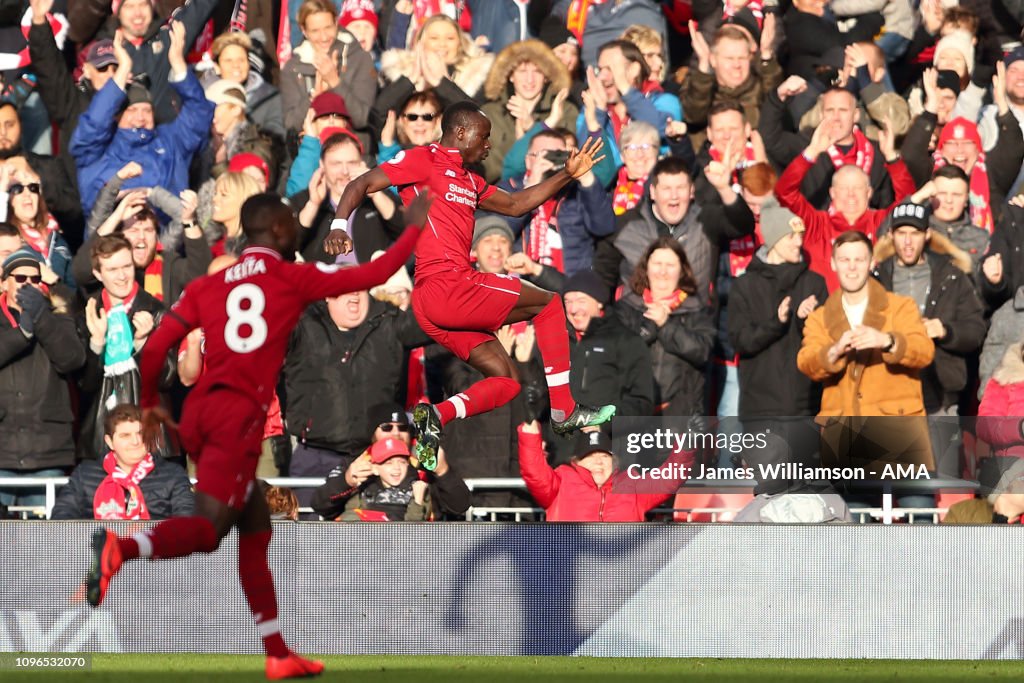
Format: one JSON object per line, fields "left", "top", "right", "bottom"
{"left": 597, "top": 39, "right": 651, "bottom": 86}
{"left": 441, "top": 100, "right": 486, "bottom": 137}
{"left": 629, "top": 235, "right": 697, "bottom": 296}
{"left": 241, "top": 193, "right": 294, "bottom": 241}
{"left": 708, "top": 100, "right": 746, "bottom": 123}
{"left": 320, "top": 131, "right": 362, "bottom": 159}
{"left": 104, "top": 403, "right": 142, "bottom": 438}
{"left": 831, "top": 230, "right": 872, "bottom": 256}
{"left": 121, "top": 206, "right": 158, "bottom": 232}
{"left": 90, "top": 234, "right": 132, "bottom": 272}
{"left": 933, "top": 164, "right": 970, "bottom": 185}
{"left": 651, "top": 156, "right": 692, "bottom": 186}
{"left": 0, "top": 222, "right": 20, "bottom": 239}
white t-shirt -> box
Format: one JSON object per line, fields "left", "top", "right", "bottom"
{"left": 842, "top": 296, "right": 867, "bottom": 328}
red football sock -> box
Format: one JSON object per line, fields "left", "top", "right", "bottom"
{"left": 122, "top": 516, "right": 219, "bottom": 561}
{"left": 532, "top": 295, "right": 575, "bottom": 420}
{"left": 239, "top": 530, "right": 289, "bottom": 658}
{"left": 436, "top": 376, "right": 521, "bottom": 424}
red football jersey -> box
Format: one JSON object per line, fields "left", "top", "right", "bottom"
{"left": 379, "top": 144, "right": 497, "bottom": 281}
{"left": 139, "top": 228, "right": 420, "bottom": 411}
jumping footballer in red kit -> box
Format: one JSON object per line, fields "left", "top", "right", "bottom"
{"left": 324, "top": 101, "right": 616, "bottom": 469}
{"left": 85, "top": 192, "right": 433, "bottom": 681}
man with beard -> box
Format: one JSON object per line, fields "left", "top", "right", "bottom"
{"left": 294, "top": 130, "right": 404, "bottom": 264}
{"left": 873, "top": 202, "right": 986, "bottom": 475}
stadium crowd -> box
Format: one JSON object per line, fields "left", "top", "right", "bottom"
{"left": 3, "top": 0, "right": 1024, "bottom": 523}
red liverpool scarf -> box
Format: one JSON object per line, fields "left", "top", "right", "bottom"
{"left": 613, "top": 166, "right": 646, "bottom": 216}
{"left": 709, "top": 141, "right": 758, "bottom": 191}
{"left": 92, "top": 451, "right": 155, "bottom": 520}
{"left": 102, "top": 281, "right": 139, "bottom": 314}
{"left": 19, "top": 215, "right": 59, "bottom": 259}
{"left": 933, "top": 154, "right": 993, "bottom": 233}
{"left": 643, "top": 288, "right": 688, "bottom": 311}
{"left": 827, "top": 127, "right": 874, "bottom": 174}
{"left": 527, "top": 199, "right": 564, "bottom": 272}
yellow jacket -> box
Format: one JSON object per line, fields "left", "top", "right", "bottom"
{"left": 798, "top": 278, "right": 935, "bottom": 417}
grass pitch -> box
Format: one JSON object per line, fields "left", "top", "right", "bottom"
{"left": 4, "top": 655, "right": 1024, "bottom": 682}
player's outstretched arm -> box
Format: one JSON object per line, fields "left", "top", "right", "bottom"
{"left": 308, "top": 192, "right": 434, "bottom": 301}
{"left": 325, "top": 167, "right": 395, "bottom": 256}
{"left": 479, "top": 137, "right": 605, "bottom": 217}
{"left": 139, "top": 308, "right": 196, "bottom": 412}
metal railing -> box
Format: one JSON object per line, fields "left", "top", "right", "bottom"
{"left": 1, "top": 476, "right": 966, "bottom": 524}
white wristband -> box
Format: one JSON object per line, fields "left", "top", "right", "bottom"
{"left": 330, "top": 218, "right": 349, "bottom": 232}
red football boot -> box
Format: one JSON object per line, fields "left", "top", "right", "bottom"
{"left": 86, "top": 528, "right": 123, "bottom": 608}
{"left": 265, "top": 651, "right": 324, "bottom": 680}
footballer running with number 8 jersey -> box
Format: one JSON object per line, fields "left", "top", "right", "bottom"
{"left": 84, "top": 192, "right": 432, "bottom": 681}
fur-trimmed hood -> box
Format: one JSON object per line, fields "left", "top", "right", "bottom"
{"left": 483, "top": 39, "right": 570, "bottom": 101}
{"left": 380, "top": 47, "right": 494, "bottom": 99}
{"left": 993, "top": 343, "right": 1024, "bottom": 386}
{"left": 872, "top": 230, "right": 973, "bottom": 274}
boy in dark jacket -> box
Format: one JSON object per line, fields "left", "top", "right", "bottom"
{"left": 311, "top": 439, "right": 470, "bottom": 521}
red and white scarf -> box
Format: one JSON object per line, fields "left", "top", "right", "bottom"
{"left": 643, "top": 288, "right": 688, "bottom": 311}
{"left": 723, "top": 0, "right": 764, "bottom": 27}
{"left": 19, "top": 215, "right": 59, "bottom": 261}
{"left": 412, "top": 0, "right": 472, "bottom": 32}
{"left": 527, "top": 198, "right": 564, "bottom": 272}
{"left": 709, "top": 141, "right": 758, "bottom": 192}
{"left": 827, "top": 127, "right": 874, "bottom": 174}
{"left": 613, "top": 166, "right": 646, "bottom": 216}
{"left": 933, "top": 153, "right": 994, "bottom": 233}
{"left": 102, "top": 281, "right": 139, "bottom": 314}
{"left": 92, "top": 451, "right": 154, "bottom": 520}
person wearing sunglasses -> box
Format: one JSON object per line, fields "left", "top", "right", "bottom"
{"left": 0, "top": 246, "right": 86, "bottom": 513}
{"left": 377, "top": 90, "right": 443, "bottom": 166}
{"left": 0, "top": 168, "right": 75, "bottom": 289}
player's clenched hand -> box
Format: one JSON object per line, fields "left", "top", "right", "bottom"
{"left": 565, "top": 136, "right": 605, "bottom": 179}
{"left": 141, "top": 406, "right": 177, "bottom": 453}
{"left": 405, "top": 189, "right": 434, "bottom": 228}
{"left": 323, "top": 228, "right": 353, "bottom": 256}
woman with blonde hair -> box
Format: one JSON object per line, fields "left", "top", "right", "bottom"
{"left": 206, "top": 171, "right": 261, "bottom": 257}
{"left": 375, "top": 13, "right": 493, "bottom": 120}
{"left": 620, "top": 25, "right": 668, "bottom": 88}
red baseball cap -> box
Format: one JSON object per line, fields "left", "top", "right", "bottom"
{"left": 370, "top": 437, "right": 411, "bottom": 464}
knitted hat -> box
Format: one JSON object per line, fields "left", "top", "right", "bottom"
{"left": 935, "top": 69, "right": 962, "bottom": 96}
{"left": 471, "top": 216, "right": 514, "bottom": 250}
{"left": 933, "top": 30, "right": 975, "bottom": 75}
{"left": 2, "top": 247, "right": 42, "bottom": 279}
{"left": 311, "top": 91, "right": 350, "bottom": 120}
{"left": 562, "top": 269, "right": 610, "bottom": 305}
{"left": 125, "top": 82, "right": 152, "bottom": 107}
{"left": 937, "top": 116, "right": 982, "bottom": 150}
{"left": 538, "top": 15, "right": 577, "bottom": 51}
{"left": 338, "top": 0, "right": 378, "bottom": 31}
{"left": 760, "top": 198, "right": 805, "bottom": 253}
{"left": 1006, "top": 45, "right": 1024, "bottom": 68}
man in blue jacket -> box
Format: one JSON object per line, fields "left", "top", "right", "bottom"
{"left": 70, "top": 21, "right": 213, "bottom": 214}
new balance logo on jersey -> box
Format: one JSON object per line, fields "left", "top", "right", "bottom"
{"left": 445, "top": 169, "right": 457, "bottom": 177}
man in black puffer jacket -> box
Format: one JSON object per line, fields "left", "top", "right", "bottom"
{"left": 51, "top": 403, "right": 193, "bottom": 519}
{"left": 282, "top": 289, "right": 431, "bottom": 481}
{"left": 729, "top": 201, "right": 828, "bottom": 479}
